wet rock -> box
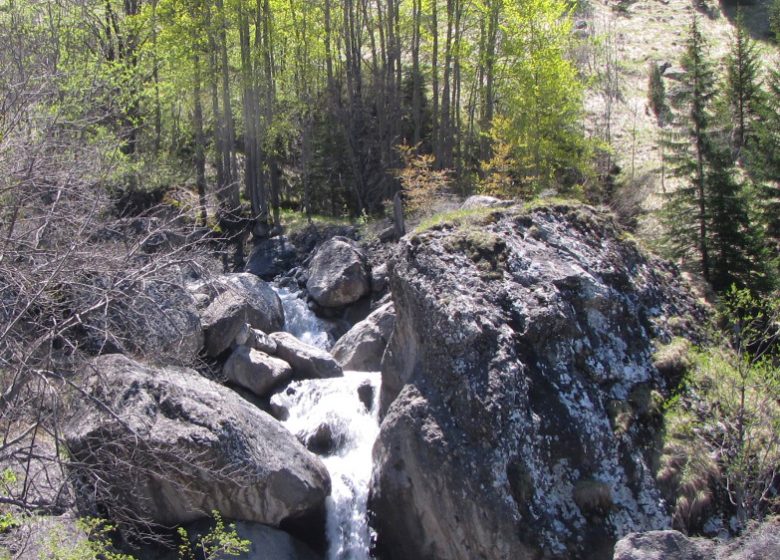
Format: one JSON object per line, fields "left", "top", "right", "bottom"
{"left": 306, "top": 237, "right": 369, "bottom": 308}
{"left": 370, "top": 203, "right": 705, "bottom": 559}
{"left": 271, "top": 332, "right": 343, "bottom": 380}
{"left": 357, "top": 381, "right": 375, "bottom": 413}
{"left": 223, "top": 346, "right": 293, "bottom": 397}
{"left": 225, "top": 522, "right": 323, "bottom": 560}
{"left": 303, "top": 423, "right": 339, "bottom": 456}
{"left": 246, "top": 236, "right": 299, "bottom": 281}
{"left": 65, "top": 354, "right": 330, "bottom": 528}
{"left": 196, "top": 274, "right": 284, "bottom": 357}
{"left": 330, "top": 302, "right": 395, "bottom": 371}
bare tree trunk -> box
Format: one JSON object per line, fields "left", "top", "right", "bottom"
{"left": 192, "top": 53, "right": 208, "bottom": 226}
{"left": 431, "top": 0, "right": 440, "bottom": 155}
{"left": 412, "top": 0, "right": 423, "bottom": 146}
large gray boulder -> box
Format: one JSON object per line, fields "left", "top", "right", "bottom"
{"left": 613, "top": 531, "right": 715, "bottom": 560}
{"left": 270, "top": 332, "right": 343, "bottom": 380}
{"left": 223, "top": 346, "right": 293, "bottom": 397}
{"left": 330, "top": 302, "right": 395, "bottom": 371}
{"left": 370, "top": 204, "right": 705, "bottom": 560}
{"left": 306, "top": 237, "right": 369, "bottom": 308}
{"left": 195, "top": 274, "right": 284, "bottom": 357}
{"left": 65, "top": 354, "right": 330, "bottom": 528}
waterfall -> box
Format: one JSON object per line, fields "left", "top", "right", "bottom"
{"left": 275, "top": 286, "right": 334, "bottom": 350}
{"left": 273, "top": 287, "right": 380, "bottom": 560}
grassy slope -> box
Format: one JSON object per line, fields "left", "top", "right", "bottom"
{"left": 582, "top": 0, "right": 776, "bottom": 233}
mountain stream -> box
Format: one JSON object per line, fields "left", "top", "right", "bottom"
{"left": 272, "top": 287, "right": 380, "bottom": 560}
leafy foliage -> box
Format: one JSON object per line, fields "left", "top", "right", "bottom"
{"left": 395, "top": 145, "right": 451, "bottom": 216}
{"left": 177, "top": 511, "right": 250, "bottom": 560}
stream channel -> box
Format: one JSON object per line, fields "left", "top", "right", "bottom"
{"left": 271, "top": 287, "right": 380, "bottom": 560}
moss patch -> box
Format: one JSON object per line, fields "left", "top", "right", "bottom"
{"left": 443, "top": 229, "right": 508, "bottom": 280}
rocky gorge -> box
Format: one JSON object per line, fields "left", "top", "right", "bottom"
{"left": 8, "top": 200, "right": 774, "bottom": 560}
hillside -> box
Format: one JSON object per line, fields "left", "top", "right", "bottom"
{"left": 583, "top": 0, "right": 777, "bottom": 228}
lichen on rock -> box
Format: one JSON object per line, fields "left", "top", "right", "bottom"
{"left": 370, "top": 203, "right": 706, "bottom": 560}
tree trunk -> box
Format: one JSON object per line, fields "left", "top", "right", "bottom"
{"left": 192, "top": 53, "right": 208, "bottom": 226}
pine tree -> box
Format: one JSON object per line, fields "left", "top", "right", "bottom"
{"left": 724, "top": 11, "right": 762, "bottom": 158}
{"left": 662, "top": 17, "right": 769, "bottom": 292}
{"left": 749, "top": 57, "right": 780, "bottom": 254}
{"left": 662, "top": 17, "right": 716, "bottom": 281}
{"left": 705, "top": 137, "right": 768, "bottom": 292}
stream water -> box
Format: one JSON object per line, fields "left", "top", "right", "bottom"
{"left": 272, "top": 287, "right": 380, "bottom": 560}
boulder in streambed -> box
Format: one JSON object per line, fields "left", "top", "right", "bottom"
{"left": 370, "top": 203, "right": 706, "bottom": 560}
{"left": 270, "top": 332, "right": 343, "bottom": 380}
{"left": 330, "top": 302, "right": 395, "bottom": 371}
{"left": 193, "top": 273, "right": 284, "bottom": 357}
{"left": 65, "top": 354, "right": 330, "bottom": 529}
{"left": 306, "top": 237, "right": 369, "bottom": 308}
{"left": 223, "top": 345, "right": 293, "bottom": 397}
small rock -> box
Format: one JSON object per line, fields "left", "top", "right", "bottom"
{"left": 371, "top": 263, "right": 390, "bottom": 293}
{"left": 357, "top": 381, "right": 375, "bottom": 413}
{"left": 304, "top": 423, "right": 338, "bottom": 456}
{"left": 197, "top": 274, "right": 284, "bottom": 357}
{"left": 235, "top": 323, "right": 278, "bottom": 355}
{"left": 245, "top": 236, "right": 299, "bottom": 281}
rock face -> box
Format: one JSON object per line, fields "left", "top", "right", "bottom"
{"left": 613, "top": 531, "right": 715, "bottom": 560}
{"left": 271, "top": 332, "right": 343, "bottom": 380}
{"left": 306, "top": 237, "right": 369, "bottom": 308}
{"left": 370, "top": 204, "right": 703, "bottom": 560}
{"left": 195, "top": 274, "right": 284, "bottom": 357}
{"left": 66, "top": 354, "right": 330, "bottom": 528}
{"left": 223, "top": 346, "right": 293, "bottom": 397}
{"left": 330, "top": 302, "right": 395, "bottom": 371}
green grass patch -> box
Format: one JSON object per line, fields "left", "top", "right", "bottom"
{"left": 278, "top": 208, "right": 354, "bottom": 234}
{"left": 414, "top": 206, "right": 503, "bottom": 233}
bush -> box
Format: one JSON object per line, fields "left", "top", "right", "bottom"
{"left": 395, "top": 145, "right": 451, "bottom": 217}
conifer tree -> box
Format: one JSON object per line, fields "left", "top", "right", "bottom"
{"left": 662, "top": 17, "right": 716, "bottom": 282}
{"left": 662, "top": 18, "right": 769, "bottom": 292}
{"left": 750, "top": 58, "right": 780, "bottom": 249}
{"left": 724, "top": 11, "right": 762, "bottom": 157}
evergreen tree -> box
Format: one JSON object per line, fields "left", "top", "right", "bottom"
{"left": 723, "top": 11, "right": 762, "bottom": 158}
{"left": 749, "top": 57, "right": 780, "bottom": 253}
{"left": 662, "top": 17, "right": 769, "bottom": 292}
{"left": 662, "top": 17, "right": 716, "bottom": 281}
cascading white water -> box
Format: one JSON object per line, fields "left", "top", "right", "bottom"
{"left": 275, "top": 286, "right": 334, "bottom": 350}
{"left": 272, "top": 287, "right": 380, "bottom": 560}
